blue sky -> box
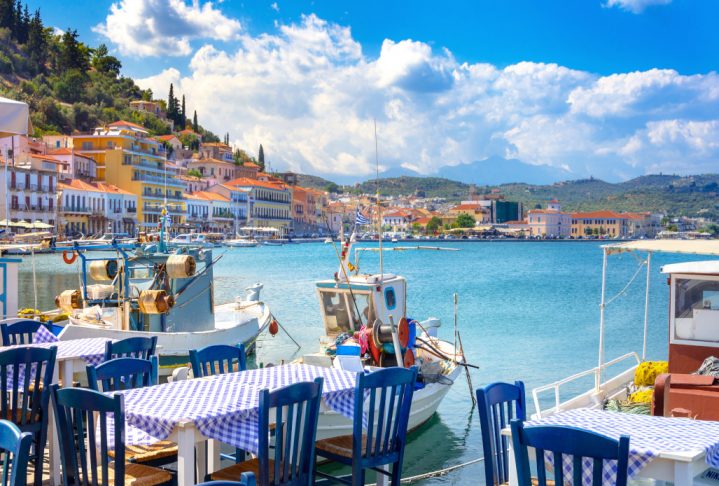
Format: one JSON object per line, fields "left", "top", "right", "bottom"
{"left": 25, "top": 0, "right": 719, "bottom": 182}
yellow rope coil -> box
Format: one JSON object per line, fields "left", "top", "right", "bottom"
{"left": 89, "top": 260, "right": 119, "bottom": 281}
{"left": 634, "top": 360, "right": 669, "bottom": 387}
{"left": 138, "top": 290, "right": 174, "bottom": 314}
{"left": 56, "top": 290, "right": 82, "bottom": 313}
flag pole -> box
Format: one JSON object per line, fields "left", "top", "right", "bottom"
{"left": 374, "top": 119, "right": 382, "bottom": 280}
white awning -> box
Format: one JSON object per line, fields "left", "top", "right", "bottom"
{"left": 0, "top": 97, "right": 29, "bottom": 138}
{"left": 604, "top": 239, "right": 719, "bottom": 256}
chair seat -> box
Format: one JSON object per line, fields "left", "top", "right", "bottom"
{"left": 211, "top": 457, "right": 276, "bottom": 482}
{"left": 316, "top": 434, "right": 367, "bottom": 459}
{"left": 108, "top": 440, "right": 178, "bottom": 463}
{"left": 96, "top": 462, "right": 172, "bottom": 486}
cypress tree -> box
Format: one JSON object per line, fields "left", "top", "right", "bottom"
{"left": 258, "top": 144, "right": 265, "bottom": 172}
{"left": 181, "top": 94, "right": 186, "bottom": 128}
{"left": 192, "top": 111, "right": 198, "bottom": 132}
{"left": 0, "top": 0, "right": 15, "bottom": 32}
{"left": 18, "top": 3, "right": 28, "bottom": 43}
{"left": 27, "top": 9, "right": 46, "bottom": 72}
{"left": 167, "top": 83, "right": 176, "bottom": 122}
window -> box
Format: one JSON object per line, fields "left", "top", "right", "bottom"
{"left": 384, "top": 287, "right": 397, "bottom": 310}
{"left": 674, "top": 278, "right": 719, "bottom": 343}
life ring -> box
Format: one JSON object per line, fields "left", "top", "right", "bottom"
{"left": 62, "top": 251, "right": 77, "bottom": 265}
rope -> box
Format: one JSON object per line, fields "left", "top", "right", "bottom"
{"left": 363, "top": 457, "right": 485, "bottom": 485}
{"left": 605, "top": 259, "right": 646, "bottom": 307}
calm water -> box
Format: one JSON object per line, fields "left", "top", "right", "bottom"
{"left": 16, "top": 241, "right": 712, "bottom": 484}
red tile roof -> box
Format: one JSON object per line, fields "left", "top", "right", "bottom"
{"left": 225, "top": 177, "right": 288, "bottom": 190}
{"left": 571, "top": 210, "right": 627, "bottom": 219}
{"left": 47, "top": 148, "right": 72, "bottom": 155}
{"left": 108, "top": 120, "right": 146, "bottom": 130}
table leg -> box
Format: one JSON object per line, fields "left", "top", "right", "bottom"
{"left": 177, "top": 424, "right": 196, "bottom": 486}
{"left": 674, "top": 462, "right": 694, "bottom": 485}
{"left": 196, "top": 440, "right": 207, "bottom": 481}
{"left": 207, "top": 440, "right": 221, "bottom": 473}
{"left": 49, "top": 365, "right": 61, "bottom": 485}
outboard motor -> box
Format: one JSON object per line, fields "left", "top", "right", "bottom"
{"left": 420, "top": 317, "right": 442, "bottom": 337}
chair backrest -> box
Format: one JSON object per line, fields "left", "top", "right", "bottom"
{"left": 86, "top": 356, "right": 159, "bottom": 392}
{"left": 353, "top": 367, "right": 417, "bottom": 467}
{"left": 476, "top": 381, "right": 526, "bottom": 486}
{"left": 189, "top": 344, "right": 246, "bottom": 377}
{"left": 0, "top": 419, "right": 33, "bottom": 486}
{"left": 104, "top": 336, "right": 157, "bottom": 360}
{"left": 510, "top": 420, "right": 630, "bottom": 486}
{"left": 0, "top": 346, "right": 56, "bottom": 430}
{"left": 258, "top": 378, "right": 323, "bottom": 486}
{"left": 0, "top": 320, "right": 46, "bottom": 346}
{"left": 196, "top": 475, "right": 256, "bottom": 486}
{"left": 50, "top": 385, "right": 126, "bottom": 486}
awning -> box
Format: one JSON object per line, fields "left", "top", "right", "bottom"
{"left": 604, "top": 240, "right": 719, "bottom": 256}
{"left": 0, "top": 97, "right": 29, "bottom": 138}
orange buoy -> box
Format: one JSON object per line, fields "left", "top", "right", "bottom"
{"left": 398, "top": 317, "right": 409, "bottom": 348}
{"left": 269, "top": 318, "right": 279, "bottom": 336}
{"left": 62, "top": 251, "right": 77, "bottom": 264}
{"left": 403, "top": 349, "right": 415, "bottom": 368}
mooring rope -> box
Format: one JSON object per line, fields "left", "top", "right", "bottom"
{"left": 364, "top": 456, "right": 485, "bottom": 485}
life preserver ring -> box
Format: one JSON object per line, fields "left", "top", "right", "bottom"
{"left": 62, "top": 251, "right": 77, "bottom": 265}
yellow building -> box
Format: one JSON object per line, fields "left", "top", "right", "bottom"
{"left": 71, "top": 121, "right": 186, "bottom": 231}
{"left": 571, "top": 211, "right": 629, "bottom": 238}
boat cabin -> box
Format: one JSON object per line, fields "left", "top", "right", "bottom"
{"left": 664, "top": 261, "right": 719, "bottom": 372}
{"left": 654, "top": 260, "right": 719, "bottom": 420}
{"left": 316, "top": 273, "right": 406, "bottom": 338}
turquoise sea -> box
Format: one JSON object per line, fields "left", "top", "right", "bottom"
{"left": 16, "top": 241, "right": 714, "bottom": 484}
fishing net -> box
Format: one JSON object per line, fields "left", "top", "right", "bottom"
{"left": 693, "top": 356, "right": 719, "bottom": 377}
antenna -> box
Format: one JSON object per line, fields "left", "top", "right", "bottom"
{"left": 374, "top": 119, "right": 383, "bottom": 279}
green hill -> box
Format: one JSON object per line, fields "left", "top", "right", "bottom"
{"left": 0, "top": 2, "right": 218, "bottom": 141}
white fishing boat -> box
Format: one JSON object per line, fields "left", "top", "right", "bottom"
{"left": 324, "top": 237, "right": 333, "bottom": 244}
{"left": 304, "top": 231, "right": 465, "bottom": 438}
{"left": 169, "top": 232, "right": 214, "bottom": 248}
{"left": 47, "top": 239, "right": 272, "bottom": 372}
{"left": 532, "top": 240, "right": 719, "bottom": 420}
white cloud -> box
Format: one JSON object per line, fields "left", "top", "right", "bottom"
{"left": 93, "top": 0, "right": 242, "bottom": 57}
{"left": 136, "top": 14, "right": 719, "bottom": 182}
{"left": 270, "top": 2, "right": 279, "bottom": 12}
{"left": 604, "top": 0, "right": 672, "bottom": 14}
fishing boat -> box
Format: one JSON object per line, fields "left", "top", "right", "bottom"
{"left": 169, "top": 232, "right": 214, "bottom": 248}
{"left": 263, "top": 240, "right": 283, "bottom": 247}
{"left": 48, "top": 237, "right": 272, "bottom": 371}
{"left": 531, "top": 240, "right": 719, "bottom": 420}
{"left": 304, "top": 232, "right": 465, "bottom": 438}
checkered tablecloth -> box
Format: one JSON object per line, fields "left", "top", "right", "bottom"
{"left": 118, "top": 364, "right": 359, "bottom": 455}
{"left": 525, "top": 408, "right": 719, "bottom": 485}
{"left": 2, "top": 337, "right": 111, "bottom": 387}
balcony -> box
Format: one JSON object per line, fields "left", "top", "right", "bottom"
{"left": 15, "top": 183, "right": 25, "bottom": 190}
{"left": 29, "top": 184, "right": 38, "bottom": 191}
{"left": 213, "top": 211, "right": 234, "bottom": 219}
{"left": 133, "top": 173, "right": 185, "bottom": 187}
{"left": 126, "top": 207, "right": 137, "bottom": 213}
{"left": 41, "top": 185, "right": 49, "bottom": 192}
{"left": 62, "top": 206, "right": 90, "bottom": 214}
{"left": 144, "top": 204, "right": 184, "bottom": 214}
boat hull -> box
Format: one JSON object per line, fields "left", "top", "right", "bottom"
{"left": 315, "top": 365, "right": 462, "bottom": 440}
{"left": 57, "top": 301, "right": 272, "bottom": 371}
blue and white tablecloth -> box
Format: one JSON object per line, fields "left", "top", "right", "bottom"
{"left": 118, "top": 364, "right": 359, "bottom": 455}
{"left": 525, "top": 408, "right": 719, "bottom": 485}
{"left": 2, "top": 337, "right": 110, "bottom": 387}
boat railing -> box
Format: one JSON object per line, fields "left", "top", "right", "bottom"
{"left": 531, "top": 351, "right": 640, "bottom": 419}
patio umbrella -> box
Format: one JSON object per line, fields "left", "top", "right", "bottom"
{"left": 0, "top": 96, "right": 29, "bottom": 138}
{"left": 31, "top": 220, "right": 53, "bottom": 229}
{"left": 13, "top": 220, "right": 31, "bottom": 228}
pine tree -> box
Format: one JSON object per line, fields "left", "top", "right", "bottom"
{"left": 181, "top": 95, "right": 186, "bottom": 128}
{"left": 13, "top": 0, "right": 21, "bottom": 40}
{"left": 192, "top": 111, "right": 198, "bottom": 132}
{"left": 17, "top": 3, "right": 28, "bottom": 44}
{"left": 0, "top": 0, "right": 14, "bottom": 32}
{"left": 58, "top": 29, "right": 90, "bottom": 72}
{"left": 27, "top": 9, "right": 46, "bottom": 73}
{"left": 258, "top": 144, "right": 265, "bottom": 172}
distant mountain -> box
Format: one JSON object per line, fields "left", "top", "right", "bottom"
{"left": 378, "top": 166, "right": 422, "bottom": 179}
{"left": 353, "top": 176, "right": 469, "bottom": 199}
{"left": 436, "top": 156, "right": 572, "bottom": 186}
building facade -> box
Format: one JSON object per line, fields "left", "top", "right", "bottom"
{"left": 527, "top": 200, "right": 572, "bottom": 237}
{"left": 221, "top": 178, "right": 291, "bottom": 235}
{"left": 71, "top": 121, "right": 186, "bottom": 231}
{"left": 0, "top": 154, "right": 61, "bottom": 228}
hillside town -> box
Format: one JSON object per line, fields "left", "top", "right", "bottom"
{"left": 0, "top": 109, "right": 710, "bottom": 241}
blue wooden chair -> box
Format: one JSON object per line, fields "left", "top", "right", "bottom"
{"left": 476, "top": 381, "right": 526, "bottom": 486}
{"left": 87, "top": 356, "right": 159, "bottom": 392}
{"left": 190, "top": 343, "right": 247, "bottom": 377}
{"left": 0, "top": 320, "right": 48, "bottom": 346}
{"left": 50, "top": 385, "right": 172, "bottom": 486}
{"left": 510, "top": 419, "right": 630, "bottom": 486}
{"left": 104, "top": 336, "right": 158, "bottom": 360}
{"left": 210, "top": 378, "right": 324, "bottom": 486}
{"left": 86, "top": 356, "right": 177, "bottom": 468}
{"left": 196, "top": 473, "right": 255, "bottom": 485}
{"left": 0, "top": 346, "right": 56, "bottom": 486}
{"left": 315, "top": 367, "right": 418, "bottom": 486}
{"left": 0, "top": 419, "right": 33, "bottom": 486}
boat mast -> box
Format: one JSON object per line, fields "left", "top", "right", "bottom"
{"left": 374, "top": 119, "right": 383, "bottom": 280}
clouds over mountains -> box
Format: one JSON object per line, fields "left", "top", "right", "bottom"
{"left": 97, "top": 3, "right": 716, "bottom": 183}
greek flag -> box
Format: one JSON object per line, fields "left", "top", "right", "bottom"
{"left": 355, "top": 209, "right": 370, "bottom": 226}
